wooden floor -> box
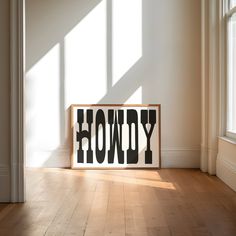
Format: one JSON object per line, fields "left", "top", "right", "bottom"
{"left": 0, "top": 169, "right": 236, "bottom": 236}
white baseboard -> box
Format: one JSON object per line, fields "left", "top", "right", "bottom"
{"left": 26, "top": 148, "right": 200, "bottom": 169}
{"left": 217, "top": 157, "right": 236, "bottom": 192}
{"left": 161, "top": 149, "right": 200, "bottom": 168}
{"left": 0, "top": 165, "right": 10, "bottom": 202}
{"left": 26, "top": 148, "right": 71, "bottom": 168}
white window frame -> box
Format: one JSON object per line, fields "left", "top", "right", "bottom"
{"left": 226, "top": 0, "right": 236, "bottom": 140}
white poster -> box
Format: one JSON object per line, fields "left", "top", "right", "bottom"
{"left": 71, "top": 105, "right": 161, "bottom": 169}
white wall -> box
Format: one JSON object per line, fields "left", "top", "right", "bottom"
{"left": 25, "top": 0, "right": 201, "bottom": 168}
{"left": 0, "top": 0, "right": 11, "bottom": 201}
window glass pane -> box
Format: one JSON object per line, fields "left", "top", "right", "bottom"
{"left": 227, "top": 13, "right": 236, "bottom": 133}
{"left": 230, "top": 0, "right": 236, "bottom": 8}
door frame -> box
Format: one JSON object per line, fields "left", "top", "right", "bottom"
{"left": 10, "top": 0, "right": 25, "bottom": 202}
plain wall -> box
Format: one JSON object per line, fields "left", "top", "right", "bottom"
{"left": 0, "top": 0, "right": 11, "bottom": 201}
{"left": 25, "top": 0, "right": 201, "bottom": 167}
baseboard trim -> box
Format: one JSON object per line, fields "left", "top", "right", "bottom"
{"left": 216, "top": 156, "right": 236, "bottom": 191}
{"left": 0, "top": 166, "right": 10, "bottom": 176}
{"left": 161, "top": 149, "right": 200, "bottom": 168}
{"left": 26, "top": 148, "right": 200, "bottom": 169}
{"left": 0, "top": 165, "right": 10, "bottom": 202}
{"left": 26, "top": 148, "right": 71, "bottom": 168}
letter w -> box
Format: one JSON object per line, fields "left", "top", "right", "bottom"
{"left": 108, "top": 110, "right": 124, "bottom": 164}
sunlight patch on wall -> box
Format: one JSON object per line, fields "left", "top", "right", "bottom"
{"left": 124, "top": 86, "right": 142, "bottom": 104}
{"left": 65, "top": 0, "right": 107, "bottom": 107}
{"left": 112, "top": 0, "right": 142, "bottom": 86}
{"left": 25, "top": 44, "right": 61, "bottom": 165}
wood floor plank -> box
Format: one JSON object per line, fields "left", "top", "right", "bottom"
{"left": 0, "top": 168, "right": 236, "bottom": 236}
{"left": 104, "top": 182, "right": 125, "bottom": 236}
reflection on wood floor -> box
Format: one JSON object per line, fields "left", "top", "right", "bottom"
{"left": 0, "top": 168, "right": 236, "bottom": 235}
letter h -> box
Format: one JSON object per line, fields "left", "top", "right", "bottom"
{"left": 77, "top": 109, "right": 93, "bottom": 163}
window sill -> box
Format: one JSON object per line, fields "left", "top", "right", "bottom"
{"left": 219, "top": 136, "right": 236, "bottom": 145}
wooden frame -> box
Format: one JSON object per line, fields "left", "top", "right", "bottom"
{"left": 71, "top": 104, "right": 161, "bottom": 169}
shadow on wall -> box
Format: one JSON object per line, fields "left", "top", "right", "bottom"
{"left": 25, "top": 0, "right": 201, "bottom": 167}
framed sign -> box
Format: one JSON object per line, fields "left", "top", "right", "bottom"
{"left": 71, "top": 104, "right": 161, "bottom": 169}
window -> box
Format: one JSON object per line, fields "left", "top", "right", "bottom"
{"left": 230, "top": 0, "right": 236, "bottom": 8}
{"left": 227, "top": 0, "right": 236, "bottom": 138}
